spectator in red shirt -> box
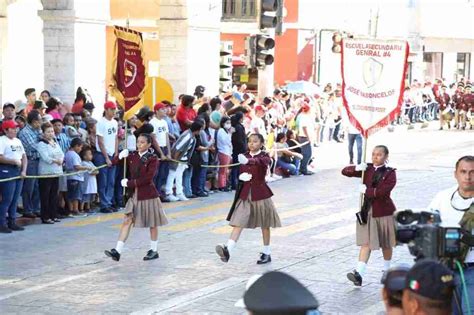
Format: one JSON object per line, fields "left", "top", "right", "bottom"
{"left": 176, "top": 95, "right": 196, "bottom": 131}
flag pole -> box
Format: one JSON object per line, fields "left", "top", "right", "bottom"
{"left": 359, "top": 135, "right": 368, "bottom": 210}
{"left": 122, "top": 118, "right": 128, "bottom": 202}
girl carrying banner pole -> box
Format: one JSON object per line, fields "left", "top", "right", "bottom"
{"left": 342, "top": 142, "right": 398, "bottom": 286}
{"left": 215, "top": 134, "right": 282, "bottom": 265}
{"left": 104, "top": 133, "right": 168, "bottom": 262}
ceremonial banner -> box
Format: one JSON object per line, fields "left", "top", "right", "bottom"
{"left": 111, "top": 26, "right": 147, "bottom": 120}
{"left": 341, "top": 38, "right": 409, "bottom": 137}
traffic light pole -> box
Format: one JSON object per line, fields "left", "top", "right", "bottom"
{"left": 316, "top": 28, "right": 338, "bottom": 84}
{"left": 258, "top": 29, "right": 275, "bottom": 99}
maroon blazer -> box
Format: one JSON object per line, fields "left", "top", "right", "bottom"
{"left": 126, "top": 152, "right": 160, "bottom": 201}
{"left": 239, "top": 151, "right": 274, "bottom": 201}
{"left": 341, "top": 164, "right": 397, "bottom": 218}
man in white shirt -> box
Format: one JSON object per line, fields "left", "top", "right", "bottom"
{"left": 150, "top": 102, "right": 171, "bottom": 194}
{"left": 94, "top": 101, "right": 119, "bottom": 213}
{"left": 427, "top": 155, "right": 474, "bottom": 314}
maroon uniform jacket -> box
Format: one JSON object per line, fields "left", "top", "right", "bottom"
{"left": 463, "top": 93, "right": 474, "bottom": 111}
{"left": 126, "top": 151, "right": 160, "bottom": 201}
{"left": 437, "top": 92, "right": 451, "bottom": 110}
{"left": 341, "top": 164, "right": 397, "bottom": 218}
{"left": 238, "top": 151, "right": 273, "bottom": 201}
{"left": 453, "top": 91, "right": 465, "bottom": 111}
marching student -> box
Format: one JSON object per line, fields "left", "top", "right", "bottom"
{"left": 215, "top": 133, "right": 281, "bottom": 265}
{"left": 104, "top": 133, "right": 168, "bottom": 262}
{"left": 342, "top": 145, "right": 397, "bottom": 286}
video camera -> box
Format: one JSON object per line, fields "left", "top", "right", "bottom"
{"left": 395, "top": 209, "right": 463, "bottom": 261}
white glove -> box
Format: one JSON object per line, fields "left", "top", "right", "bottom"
{"left": 238, "top": 154, "right": 249, "bottom": 165}
{"left": 355, "top": 163, "right": 368, "bottom": 171}
{"left": 239, "top": 172, "right": 252, "bottom": 182}
{"left": 118, "top": 149, "right": 129, "bottom": 160}
{"left": 121, "top": 179, "right": 128, "bottom": 187}
{"left": 358, "top": 184, "right": 367, "bottom": 194}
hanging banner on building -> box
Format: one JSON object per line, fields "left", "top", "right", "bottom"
{"left": 110, "top": 26, "right": 147, "bottom": 120}
{"left": 341, "top": 38, "right": 409, "bottom": 137}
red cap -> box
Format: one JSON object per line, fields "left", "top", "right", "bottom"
{"left": 301, "top": 102, "right": 310, "bottom": 112}
{"left": 2, "top": 119, "right": 18, "bottom": 130}
{"left": 254, "top": 105, "right": 266, "bottom": 112}
{"left": 104, "top": 101, "right": 117, "bottom": 110}
{"left": 154, "top": 102, "right": 166, "bottom": 111}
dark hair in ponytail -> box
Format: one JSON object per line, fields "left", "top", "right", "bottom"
{"left": 248, "top": 133, "right": 265, "bottom": 151}
{"left": 138, "top": 133, "right": 153, "bottom": 144}
{"left": 374, "top": 145, "right": 389, "bottom": 156}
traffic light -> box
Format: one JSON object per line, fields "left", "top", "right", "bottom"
{"left": 219, "top": 41, "right": 233, "bottom": 92}
{"left": 259, "top": 0, "right": 277, "bottom": 30}
{"left": 331, "top": 32, "right": 343, "bottom": 53}
{"left": 245, "top": 35, "right": 275, "bottom": 69}
{"left": 275, "top": 0, "right": 284, "bottom": 36}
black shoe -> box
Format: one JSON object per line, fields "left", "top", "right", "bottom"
{"left": 257, "top": 253, "right": 272, "bottom": 265}
{"left": 104, "top": 248, "right": 120, "bottom": 261}
{"left": 302, "top": 171, "right": 314, "bottom": 176}
{"left": 22, "top": 213, "right": 36, "bottom": 219}
{"left": 108, "top": 207, "right": 118, "bottom": 213}
{"left": 349, "top": 160, "right": 354, "bottom": 165}
{"left": 100, "top": 208, "right": 112, "bottom": 214}
{"left": 196, "top": 192, "right": 209, "bottom": 197}
{"left": 143, "top": 249, "right": 159, "bottom": 261}
{"left": 0, "top": 226, "right": 12, "bottom": 233}
{"left": 347, "top": 270, "right": 363, "bottom": 286}
{"left": 53, "top": 218, "right": 61, "bottom": 223}
{"left": 215, "top": 244, "right": 230, "bottom": 263}
{"left": 186, "top": 194, "right": 198, "bottom": 199}
{"left": 218, "top": 187, "right": 231, "bottom": 192}
{"left": 8, "top": 224, "right": 24, "bottom": 231}
{"left": 41, "top": 219, "right": 54, "bottom": 224}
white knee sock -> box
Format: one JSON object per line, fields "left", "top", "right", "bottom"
{"left": 356, "top": 261, "right": 367, "bottom": 276}
{"left": 226, "top": 239, "right": 236, "bottom": 254}
{"left": 115, "top": 241, "right": 125, "bottom": 254}
{"left": 383, "top": 259, "right": 391, "bottom": 272}
{"left": 262, "top": 245, "right": 271, "bottom": 255}
{"left": 150, "top": 240, "right": 158, "bottom": 252}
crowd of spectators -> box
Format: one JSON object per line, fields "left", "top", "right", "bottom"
{"left": 0, "top": 78, "right": 472, "bottom": 232}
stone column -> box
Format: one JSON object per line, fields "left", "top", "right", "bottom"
{"left": 159, "top": 0, "right": 221, "bottom": 100}
{"left": 158, "top": 0, "right": 188, "bottom": 100}
{"left": 38, "top": 0, "right": 76, "bottom": 104}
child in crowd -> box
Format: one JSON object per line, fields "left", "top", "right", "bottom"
{"left": 64, "top": 138, "right": 93, "bottom": 215}
{"left": 64, "top": 113, "right": 80, "bottom": 139}
{"left": 80, "top": 146, "right": 98, "bottom": 213}
{"left": 15, "top": 115, "right": 26, "bottom": 130}
{"left": 215, "top": 133, "right": 281, "bottom": 265}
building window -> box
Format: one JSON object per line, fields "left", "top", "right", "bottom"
{"left": 423, "top": 52, "right": 443, "bottom": 80}
{"left": 222, "top": 0, "right": 257, "bottom": 20}
{"left": 457, "top": 53, "right": 471, "bottom": 79}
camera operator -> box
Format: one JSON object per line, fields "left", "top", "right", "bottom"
{"left": 428, "top": 155, "right": 474, "bottom": 314}
{"left": 402, "top": 260, "right": 455, "bottom": 315}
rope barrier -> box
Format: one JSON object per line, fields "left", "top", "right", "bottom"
{"left": 0, "top": 164, "right": 108, "bottom": 183}
{"left": 0, "top": 141, "right": 311, "bottom": 182}
{"left": 163, "top": 140, "right": 310, "bottom": 168}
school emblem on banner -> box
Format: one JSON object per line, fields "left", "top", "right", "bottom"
{"left": 341, "top": 38, "right": 409, "bottom": 137}
{"left": 110, "top": 26, "right": 147, "bottom": 120}
{"left": 362, "top": 57, "right": 383, "bottom": 88}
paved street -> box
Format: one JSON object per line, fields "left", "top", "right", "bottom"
{"left": 0, "top": 125, "right": 473, "bottom": 315}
